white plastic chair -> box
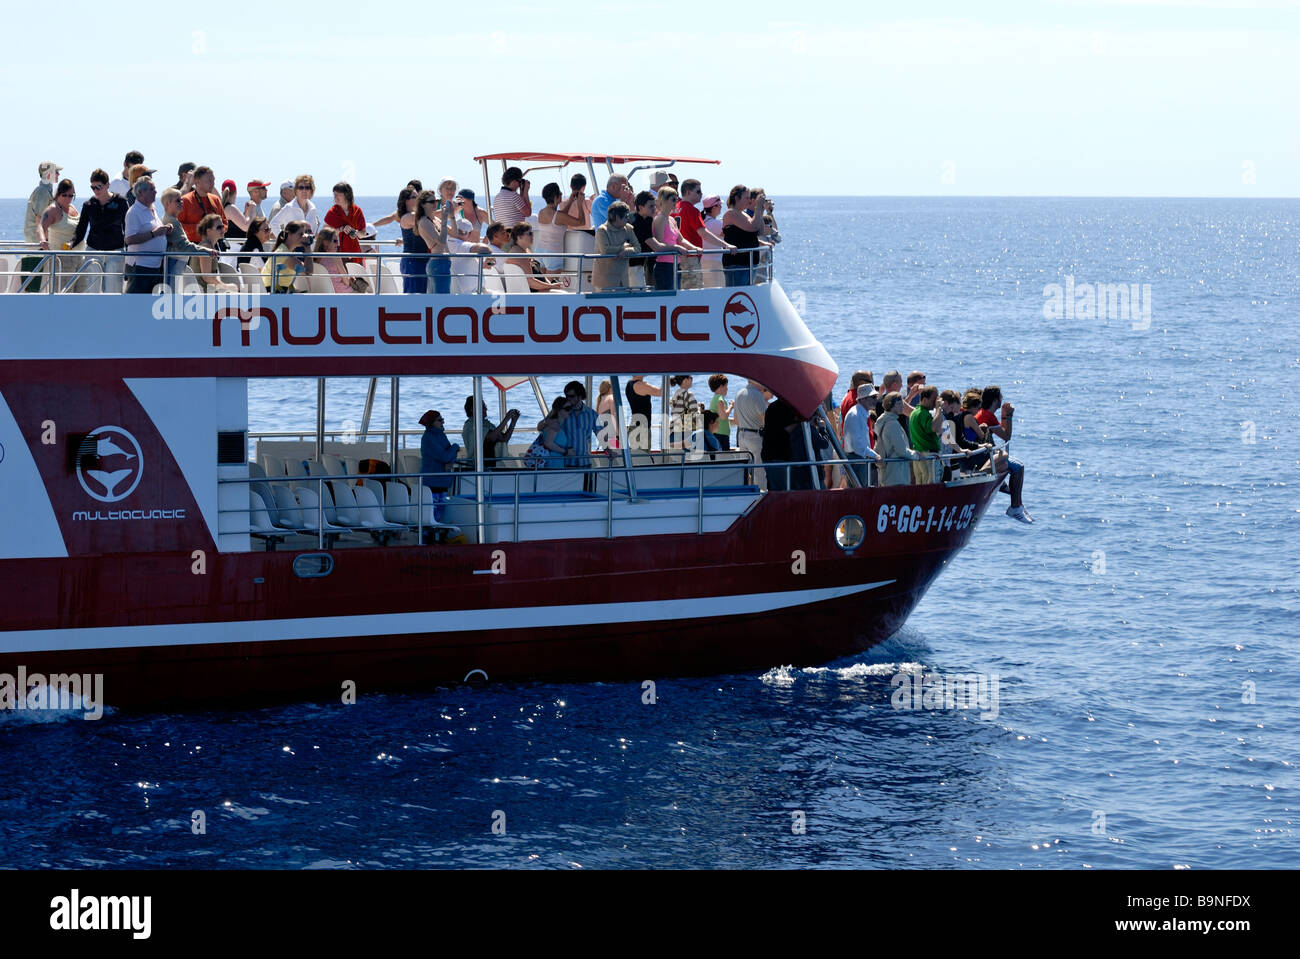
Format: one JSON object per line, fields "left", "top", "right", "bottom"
{"left": 481, "top": 262, "right": 505, "bottom": 295}
{"left": 306, "top": 459, "right": 328, "bottom": 477}
{"left": 328, "top": 481, "right": 362, "bottom": 526}
{"left": 237, "top": 262, "right": 264, "bottom": 293}
{"left": 384, "top": 481, "right": 413, "bottom": 525}
{"left": 261, "top": 454, "right": 286, "bottom": 477}
{"left": 273, "top": 485, "right": 306, "bottom": 529}
{"left": 379, "top": 266, "right": 401, "bottom": 294}
{"left": 501, "top": 263, "right": 532, "bottom": 294}
{"left": 284, "top": 458, "right": 308, "bottom": 478}
{"left": 321, "top": 453, "right": 347, "bottom": 476}
{"left": 353, "top": 486, "right": 404, "bottom": 532}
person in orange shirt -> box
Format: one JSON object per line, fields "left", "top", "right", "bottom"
{"left": 177, "top": 165, "right": 227, "bottom": 242}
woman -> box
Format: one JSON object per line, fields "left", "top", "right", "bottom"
{"left": 418, "top": 410, "right": 460, "bottom": 493}
{"left": 189, "top": 213, "right": 238, "bottom": 292}
{"left": 595, "top": 379, "right": 618, "bottom": 450}
{"left": 415, "top": 189, "right": 453, "bottom": 294}
{"left": 269, "top": 175, "right": 321, "bottom": 234}
{"left": 313, "top": 227, "right": 369, "bottom": 293}
{"left": 455, "top": 188, "right": 490, "bottom": 240}
{"left": 522, "top": 398, "right": 573, "bottom": 469}
{"left": 667, "top": 374, "right": 699, "bottom": 450}
{"left": 535, "top": 181, "right": 590, "bottom": 271}
{"left": 707, "top": 373, "right": 733, "bottom": 450}
{"left": 237, "top": 217, "right": 273, "bottom": 270}
{"left": 221, "top": 179, "right": 250, "bottom": 240}
{"left": 874, "top": 391, "right": 931, "bottom": 487}
{"left": 700, "top": 195, "right": 729, "bottom": 288}
{"left": 391, "top": 187, "right": 427, "bottom": 294}
{"left": 506, "top": 223, "right": 562, "bottom": 291}
{"left": 722, "top": 184, "right": 771, "bottom": 287}
{"left": 630, "top": 190, "right": 656, "bottom": 287}
{"left": 261, "top": 220, "right": 314, "bottom": 292}
{"left": 648, "top": 187, "right": 701, "bottom": 292}
{"left": 625, "top": 375, "right": 661, "bottom": 451}
{"left": 35, "top": 179, "right": 81, "bottom": 289}
{"left": 323, "top": 181, "right": 366, "bottom": 263}
{"left": 692, "top": 409, "right": 722, "bottom": 455}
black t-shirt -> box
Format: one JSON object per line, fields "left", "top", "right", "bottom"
{"left": 761, "top": 399, "right": 798, "bottom": 461}
{"left": 626, "top": 379, "right": 652, "bottom": 423}
{"left": 631, "top": 213, "right": 653, "bottom": 265}
{"left": 72, "top": 193, "right": 129, "bottom": 250}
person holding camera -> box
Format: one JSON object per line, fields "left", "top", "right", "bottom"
{"left": 262, "top": 220, "right": 314, "bottom": 293}
{"left": 493, "top": 166, "right": 532, "bottom": 227}
{"left": 324, "top": 181, "right": 367, "bottom": 264}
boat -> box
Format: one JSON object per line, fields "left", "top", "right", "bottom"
{"left": 0, "top": 151, "right": 1001, "bottom": 709}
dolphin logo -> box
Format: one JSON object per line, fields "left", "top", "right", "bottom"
{"left": 75, "top": 426, "right": 144, "bottom": 503}
{"left": 96, "top": 436, "right": 137, "bottom": 460}
{"left": 723, "top": 292, "right": 760, "bottom": 348}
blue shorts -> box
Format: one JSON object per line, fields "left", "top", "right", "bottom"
{"left": 1005, "top": 455, "right": 1024, "bottom": 475}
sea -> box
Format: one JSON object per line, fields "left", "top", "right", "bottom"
{"left": 0, "top": 196, "right": 1296, "bottom": 870}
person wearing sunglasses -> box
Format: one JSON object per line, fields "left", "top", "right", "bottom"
{"left": 34, "top": 178, "right": 81, "bottom": 289}
{"left": 262, "top": 220, "right": 314, "bottom": 293}
{"left": 269, "top": 174, "right": 321, "bottom": 235}
{"left": 70, "top": 168, "right": 130, "bottom": 293}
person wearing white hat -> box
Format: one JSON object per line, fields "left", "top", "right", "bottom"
{"left": 842, "top": 383, "right": 881, "bottom": 486}
{"left": 21, "top": 161, "right": 62, "bottom": 291}
{"left": 269, "top": 180, "right": 294, "bottom": 220}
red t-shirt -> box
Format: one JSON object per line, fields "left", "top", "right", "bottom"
{"left": 324, "top": 204, "right": 367, "bottom": 262}
{"left": 674, "top": 199, "right": 705, "bottom": 247}
{"left": 975, "top": 409, "right": 998, "bottom": 428}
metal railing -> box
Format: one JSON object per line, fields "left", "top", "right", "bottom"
{"left": 0, "top": 242, "right": 774, "bottom": 296}
{"left": 221, "top": 447, "right": 999, "bottom": 552}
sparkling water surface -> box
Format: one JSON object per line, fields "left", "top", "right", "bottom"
{"left": 1, "top": 197, "right": 1297, "bottom": 869}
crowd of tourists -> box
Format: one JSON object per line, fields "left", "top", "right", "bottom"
{"left": 18, "top": 154, "right": 779, "bottom": 294}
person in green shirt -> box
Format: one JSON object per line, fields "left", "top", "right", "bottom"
{"left": 707, "top": 373, "right": 734, "bottom": 450}
{"left": 908, "top": 385, "right": 941, "bottom": 484}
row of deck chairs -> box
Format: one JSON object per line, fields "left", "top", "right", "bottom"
{"left": 247, "top": 464, "right": 459, "bottom": 551}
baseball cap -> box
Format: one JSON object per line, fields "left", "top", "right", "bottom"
{"left": 457, "top": 188, "right": 476, "bottom": 203}
{"left": 701, "top": 194, "right": 721, "bottom": 209}
{"left": 279, "top": 179, "right": 293, "bottom": 191}
{"left": 221, "top": 178, "right": 237, "bottom": 195}
{"left": 128, "top": 163, "right": 156, "bottom": 184}
{"left": 857, "top": 384, "right": 879, "bottom": 400}
{"left": 247, "top": 179, "right": 271, "bottom": 190}
{"left": 39, "top": 161, "right": 62, "bottom": 178}
{"left": 649, "top": 171, "right": 669, "bottom": 190}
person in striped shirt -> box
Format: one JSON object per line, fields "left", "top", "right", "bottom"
{"left": 492, "top": 166, "right": 532, "bottom": 227}
{"left": 558, "top": 381, "right": 602, "bottom": 487}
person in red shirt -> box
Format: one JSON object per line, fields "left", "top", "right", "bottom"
{"left": 177, "top": 166, "right": 228, "bottom": 242}
{"left": 674, "top": 179, "right": 728, "bottom": 291}
{"left": 975, "top": 384, "right": 1032, "bottom": 523}
{"left": 839, "top": 370, "right": 874, "bottom": 429}
{"left": 324, "top": 181, "right": 367, "bottom": 264}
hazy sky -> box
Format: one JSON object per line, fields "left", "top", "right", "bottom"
{"left": 4, "top": 0, "right": 1296, "bottom": 198}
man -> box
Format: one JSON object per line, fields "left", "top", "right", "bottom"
{"left": 109, "top": 150, "right": 144, "bottom": 199}
{"left": 246, "top": 179, "right": 271, "bottom": 218}
{"left": 734, "top": 378, "right": 769, "bottom": 490}
{"left": 878, "top": 370, "right": 913, "bottom": 417}
{"left": 905, "top": 371, "right": 927, "bottom": 408}
{"left": 591, "top": 201, "right": 640, "bottom": 291}
{"left": 71, "top": 168, "right": 131, "bottom": 293}
{"left": 842, "top": 383, "right": 880, "bottom": 486}
{"left": 269, "top": 179, "right": 294, "bottom": 219}
{"left": 839, "top": 370, "right": 873, "bottom": 428}
{"left": 976, "top": 385, "right": 1032, "bottom": 523}
{"left": 122, "top": 177, "right": 172, "bottom": 293}
{"left": 22, "top": 161, "right": 61, "bottom": 292}
{"left": 178, "top": 166, "right": 228, "bottom": 241}
{"left": 492, "top": 166, "right": 532, "bottom": 227}
{"left": 672, "top": 180, "right": 728, "bottom": 291}
{"left": 483, "top": 221, "right": 511, "bottom": 255}
{"left": 907, "top": 385, "right": 941, "bottom": 485}
{"left": 159, "top": 187, "right": 216, "bottom": 282}
{"left": 589, "top": 175, "right": 634, "bottom": 231}
{"left": 761, "top": 397, "right": 799, "bottom": 492}
{"left": 462, "top": 398, "right": 522, "bottom": 469}
{"left": 558, "top": 381, "right": 602, "bottom": 489}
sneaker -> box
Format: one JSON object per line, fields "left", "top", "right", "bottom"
{"left": 999, "top": 482, "right": 1010, "bottom": 495}
{"left": 1006, "top": 505, "right": 1033, "bottom": 524}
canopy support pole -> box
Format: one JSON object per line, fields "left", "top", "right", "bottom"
{"left": 315, "top": 378, "right": 325, "bottom": 462}
{"left": 389, "top": 377, "right": 400, "bottom": 466}
{"left": 473, "top": 376, "right": 485, "bottom": 542}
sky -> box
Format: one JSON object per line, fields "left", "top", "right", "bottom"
{"left": 3, "top": 0, "right": 1297, "bottom": 198}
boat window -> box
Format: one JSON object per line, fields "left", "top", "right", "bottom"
{"left": 292, "top": 553, "right": 334, "bottom": 578}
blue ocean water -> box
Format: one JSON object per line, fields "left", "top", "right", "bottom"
{"left": 1, "top": 197, "right": 1297, "bottom": 869}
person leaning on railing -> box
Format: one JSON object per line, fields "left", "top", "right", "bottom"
{"left": 650, "top": 187, "right": 702, "bottom": 292}
{"left": 122, "top": 177, "right": 173, "bottom": 294}
{"left": 722, "top": 185, "right": 770, "bottom": 287}
{"left": 71, "top": 168, "right": 130, "bottom": 293}
{"left": 875, "top": 391, "right": 933, "bottom": 487}
{"left": 21, "top": 161, "right": 62, "bottom": 292}
{"left": 34, "top": 179, "right": 80, "bottom": 288}
{"left": 591, "top": 201, "right": 641, "bottom": 292}
{"left": 159, "top": 187, "right": 217, "bottom": 280}
{"left": 908, "top": 385, "right": 942, "bottom": 485}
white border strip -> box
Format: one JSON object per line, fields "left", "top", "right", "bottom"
{"left": 3, "top": 580, "right": 894, "bottom": 653}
